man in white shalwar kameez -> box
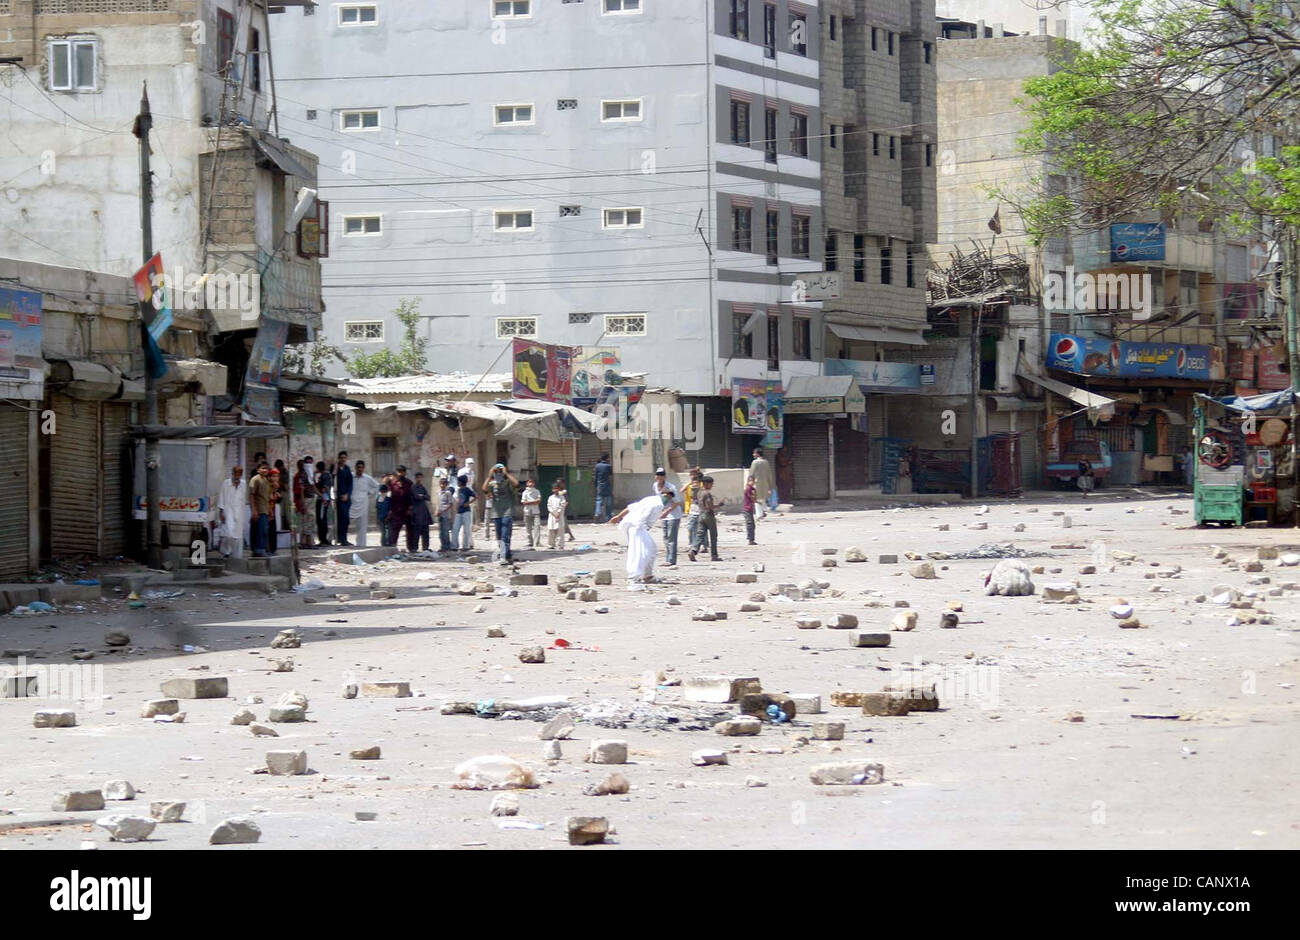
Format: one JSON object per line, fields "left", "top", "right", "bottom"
{"left": 216, "top": 465, "right": 248, "bottom": 559}
{"left": 349, "top": 460, "right": 382, "bottom": 548}
{"left": 609, "top": 489, "right": 676, "bottom": 590}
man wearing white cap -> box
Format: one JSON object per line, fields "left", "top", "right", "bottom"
{"left": 652, "top": 468, "right": 683, "bottom": 567}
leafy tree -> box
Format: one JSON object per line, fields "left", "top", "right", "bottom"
{"left": 1006, "top": 0, "right": 1300, "bottom": 240}
{"left": 282, "top": 340, "right": 346, "bottom": 376}
{"left": 345, "top": 297, "right": 430, "bottom": 379}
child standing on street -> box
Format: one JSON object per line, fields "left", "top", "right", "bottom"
{"left": 742, "top": 474, "right": 758, "bottom": 545}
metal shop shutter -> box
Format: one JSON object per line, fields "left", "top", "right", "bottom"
{"left": 49, "top": 394, "right": 100, "bottom": 560}
{"left": 537, "top": 440, "right": 577, "bottom": 466}
{"left": 789, "top": 416, "right": 830, "bottom": 500}
{"left": 100, "top": 402, "right": 132, "bottom": 559}
{"left": 0, "top": 404, "right": 31, "bottom": 579}
{"left": 576, "top": 432, "right": 602, "bottom": 468}
{"left": 833, "top": 417, "right": 869, "bottom": 490}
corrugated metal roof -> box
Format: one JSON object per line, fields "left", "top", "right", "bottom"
{"left": 341, "top": 372, "right": 513, "bottom": 395}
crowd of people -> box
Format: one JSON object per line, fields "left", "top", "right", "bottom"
{"left": 212, "top": 448, "right": 778, "bottom": 574}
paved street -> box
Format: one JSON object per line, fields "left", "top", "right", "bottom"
{"left": 3, "top": 490, "right": 1297, "bottom": 850}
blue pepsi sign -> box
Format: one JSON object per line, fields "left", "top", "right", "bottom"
{"left": 1109, "top": 223, "right": 1165, "bottom": 262}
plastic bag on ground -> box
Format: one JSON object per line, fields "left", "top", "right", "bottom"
{"left": 452, "top": 755, "right": 539, "bottom": 790}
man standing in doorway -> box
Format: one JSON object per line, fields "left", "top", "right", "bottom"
{"left": 594, "top": 453, "right": 613, "bottom": 522}
{"left": 749, "top": 447, "right": 774, "bottom": 518}
{"left": 483, "top": 463, "right": 519, "bottom": 564}
{"left": 350, "top": 459, "right": 380, "bottom": 547}
{"left": 248, "top": 462, "right": 273, "bottom": 557}
{"left": 335, "top": 451, "right": 353, "bottom": 546}
{"left": 216, "top": 464, "right": 247, "bottom": 559}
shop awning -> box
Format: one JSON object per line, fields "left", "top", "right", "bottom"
{"left": 47, "top": 359, "right": 121, "bottom": 401}
{"left": 130, "top": 425, "right": 288, "bottom": 439}
{"left": 785, "top": 375, "right": 866, "bottom": 414}
{"left": 827, "top": 322, "right": 927, "bottom": 347}
{"left": 249, "top": 129, "right": 314, "bottom": 181}
{"left": 1017, "top": 371, "right": 1118, "bottom": 414}
{"left": 1133, "top": 406, "right": 1187, "bottom": 426}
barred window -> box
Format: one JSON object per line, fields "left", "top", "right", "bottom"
{"left": 496, "top": 317, "right": 538, "bottom": 338}
{"left": 603, "top": 314, "right": 646, "bottom": 336}
{"left": 345, "top": 321, "right": 385, "bottom": 342}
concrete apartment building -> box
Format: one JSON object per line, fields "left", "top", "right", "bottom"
{"left": 931, "top": 18, "right": 1269, "bottom": 487}
{"left": 271, "top": 0, "right": 937, "bottom": 498}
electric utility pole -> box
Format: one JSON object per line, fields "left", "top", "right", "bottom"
{"left": 135, "top": 82, "right": 162, "bottom": 569}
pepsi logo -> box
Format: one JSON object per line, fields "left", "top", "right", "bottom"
{"left": 1054, "top": 337, "right": 1079, "bottom": 360}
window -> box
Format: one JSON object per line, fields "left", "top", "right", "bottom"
{"left": 924, "top": 41, "right": 932, "bottom": 64}
{"left": 341, "top": 109, "right": 380, "bottom": 130}
{"left": 601, "top": 99, "right": 642, "bottom": 122}
{"left": 791, "top": 213, "right": 810, "bottom": 259}
{"left": 906, "top": 252, "right": 915, "bottom": 288}
{"left": 732, "top": 205, "right": 752, "bottom": 252}
{"left": 872, "top": 132, "right": 880, "bottom": 156}
{"left": 762, "top": 3, "right": 776, "bottom": 57}
{"left": 343, "top": 215, "right": 382, "bottom": 236}
{"left": 306, "top": 109, "right": 317, "bottom": 120}
{"left": 789, "top": 12, "right": 807, "bottom": 55}
{"left": 793, "top": 317, "right": 811, "bottom": 360}
{"left": 493, "top": 0, "right": 530, "bottom": 17}
{"left": 829, "top": 125, "right": 839, "bottom": 149}
{"left": 871, "top": 27, "right": 878, "bottom": 51}
{"left": 560, "top": 205, "right": 581, "bottom": 217}
{"left": 889, "top": 136, "right": 896, "bottom": 159}
{"left": 496, "top": 317, "right": 538, "bottom": 338}
{"left": 764, "top": 107, "right": 778, "bottom": 163}
{"left": 495, "top": 103, "right": 534, "bottom": 125}
{"left": 829, "top": 15, "right": 837, "bottom": 41}
{"left": 888, "top": 31, "right": 895, "bottom": 55}
{"left": 767, "top": 314, "right": 780, "bottom": 368}
{"left": 339, "top": 4, "right": 378, "bottom": 25}
{"left": 880, "top": 243, "right": 892, "bottom": 284}
{"left": 345, "top": 321, "right": 384, "bottom": 343}
{"left": 766, "top": 209, "right": 779, "bottom": 264}
{"left": 494, "top": 210, "right": 534, "bottom": 231}
{"left": 733, "top": 311, "right": 754, "bottom": 357}
{"left": 604, "top": 0, "right": 641, "bottom": 12}
{"left": 853, "top": 234, "right": 865, "bottom": 282}
{"left": 218, "top": 9, "right": 235, "bottom": 73}
{"left": 603, "top": 313, "right": 646, "bottom": 335}
{"left": 825, "top": 232, "right": 838, "bottom": 271}
{"left": 730, "top": 99, "right": 750, "bottom": 145}
{"left": 602, "top": 207, "right": 644, "bottom": 228}
{"left": 790, "top": 111, "right": 808, "bottom": 157}
{"left": 249, "top": 28, "right": 261, "bottom": 92}
{"left": 729, "top": 0, "right": 749, "bottom": 40}
{"left": 925, "top": 143, "right": 933, "bottom": 166}
{"left": 48, "top": 38, "right": 96, "bottom": 92}
{"left": 557, "top": 98, "right": 578, "bottom": 110}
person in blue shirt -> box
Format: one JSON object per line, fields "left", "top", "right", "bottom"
{"left": 453, "top": 474, "right": 476, "bottom": 551}
{"left": 593, "top": 453, "right": 613, "bottom": 522}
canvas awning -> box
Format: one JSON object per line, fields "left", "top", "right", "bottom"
{"left": 489, "top": 398, "right": 608, "bottom": 435}
{"left": 827, "top": 322, "right": 927, "bottom": 346}
{"left": 988, "top": 395, "right": 1045, "bottom": 412}
{"left": 1017, "top": 371, "right": 1118, "bottom": 414}
{"left": 130, "top": 425, "right": 287, "bottom": 439}
{"left": 373, "top": 400, "right": 584, "bottom": 442}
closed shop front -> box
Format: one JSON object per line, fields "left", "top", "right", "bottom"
{"left": 101, "top": 402, "right": 132, "bottom": 559}
{"left": 47, "top": 392, "right": 100, "bottom": 561}
{"left": 0, "top": 404, "right": 32, "bottom": 580}
{"left": 833, "top": 415, "right": 870, "bottom": 490}
{"left": 787, "top": 415, "right": 831, "bottom": 500}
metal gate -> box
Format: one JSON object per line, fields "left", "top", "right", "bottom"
{"left": 101, "top": 402, "right": 131, "bottom": 559}
{"left": 49, "top": 394, "right": 100, "bottom": 560}
{"left": 0, "top": 404, "right": 31, "bottom": 579}
{"left": 789, "top": 416, "right": 830, "bottom": 500}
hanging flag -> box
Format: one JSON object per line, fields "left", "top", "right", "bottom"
{"left": 132, "top": 253, "right": 171, "bottom": 380}
{"left": 988, "top": 206, "right": 1002, "bottom": 235}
